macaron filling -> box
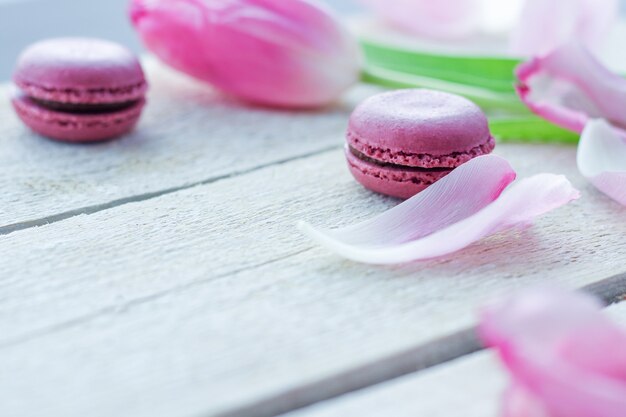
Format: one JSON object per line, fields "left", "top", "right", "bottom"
{"left": 347, "top": 129, "right": 496, "bottom": 170}
{"left": 348, "top": 145, "right": 454, "bottom": 173}
{"left": 27, "top": 96, "right": 142, "bottom": 115}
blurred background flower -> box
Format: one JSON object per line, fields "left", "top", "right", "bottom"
{"left": 357, "top": 0, "right": 482, "bottom": 39}
{"left": 357, "top": 0, "right": 619, "bottom": 56}
{"left": 510, "top": 0, "right": 618, "bottom": 56}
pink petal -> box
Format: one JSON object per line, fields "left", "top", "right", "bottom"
{"left": 502, "top": 384, "right": 551, "bottom": 417}
{"left": 130, "top": 0, "right": 361, "bottom": 108}
{"left": 357, "top": 0, "right": 480, "bottom": 39}
{"left": 578, "top": 120, "right": 626, "bottom": 206}
{"left": 516, "top": 42, "right": 626, "bottom": 134}
{"left": 298, "top": 155, "right": 579, "bottom": 265}
{"left": 510, "top": 0, "right": 618, "bottom": 57}
{"left": 480, "top": 288, "right": 626, "bottom": 417}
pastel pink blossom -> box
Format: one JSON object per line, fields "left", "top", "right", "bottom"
{"left": 298, "top": 155, "right": 579, "bottom": 265}
{"left": 510, "top": 0, "right": 618, "bottom": 56}
{"left": 357, "top": 0, "right": 480, "bottom": 39}
{"left": 480, "top": 288, "right": 626, "bottom": 417}
{"left": 516, "top": 42, "right": 626, "bottom": 134}
{"left": 578, "top": 120, "right": 626, "bottom": 206}
{"left": 130, "top": 0, "right": 361, "bottom": 108}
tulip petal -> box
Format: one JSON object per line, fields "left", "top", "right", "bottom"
{"left": 480, "top": 288, "right": 626, "bottom": 417}
{"left": 357, "top": 0, "right": 480, "bottom": 39}
{"left": 510, "top": 0, "right": 618, "bottom": 57}
{"left": 298, "top": 155, "right": 579, "bottom": 265}
{"left": 502, "top": 384, "right": 551, "bottom": 417}
{"left": 130, "top": 0, "right": 361, "bottom": 108}
{"left": 577, "top": 120, "right": 626, "bottom": 205}
{"left": 516, "top": 42, "right": 626, "bottom": 133}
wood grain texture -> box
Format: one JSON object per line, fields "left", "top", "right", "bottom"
{"left": 0, "top": 58, "right": 372, "bottom": 229}
{"left": 287, "top": 302, "right": 626, "bottom": 417}
{"left": 218, "top": 274, "right": 626, "bottom": 417}
{"left": 1, "top": 140, "right": 625, "bottom": 417}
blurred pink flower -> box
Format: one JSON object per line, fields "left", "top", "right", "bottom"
{"left": 130, "top": 0, "right": 361, "bottom": 108}
{"left": 357, "top": 0, "right": 480, "bottom": 39}
{"left": 510, "top": 0, "right": 618, "bottom": 56}
{"left": 480, "top": 288, "right": 626, "bottom": 417}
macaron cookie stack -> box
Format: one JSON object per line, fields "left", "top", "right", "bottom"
{"left": 11, "top": 38, "right": 147, "bottom": 142}
{"left": 346, "top": 89, "right": 496, "bottom": 199}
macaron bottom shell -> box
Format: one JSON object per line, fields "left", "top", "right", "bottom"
{"left": 346, "top": 146, "right": 453, "bottom": 199}
{"left": 11, "top": 93, "right": 145, "bottom": 143}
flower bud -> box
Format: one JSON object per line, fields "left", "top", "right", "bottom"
{"left": 130, "top": 0, "right": 361, "bottom": 108}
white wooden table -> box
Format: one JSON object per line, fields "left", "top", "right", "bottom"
{"left": 1, "top": 59, "right": 625, "bottom": 417}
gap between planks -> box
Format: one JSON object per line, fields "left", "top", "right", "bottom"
{"left": 0, "top": 145, "right": 341, "bottom": 237}
{"left": 215, "top": 272, "right": 626, "bottom": 417}
{"left": 0, "top": 247, "right": 313, "bottom": 349}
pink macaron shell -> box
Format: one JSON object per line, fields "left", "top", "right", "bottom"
{"left": 13, "top": 38, "right": 147, "bottom": 104}
{"left": 345, "top": 146, "right": 452, "bottom": 199}
{"left": 348, "top": 89, "right": 493, "bottom": 166}
{"left": 11, "top": 93, "right": 145, "bottom": 142}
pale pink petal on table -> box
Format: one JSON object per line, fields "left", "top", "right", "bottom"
{"left": 358, "top": 0, "right": 480, "bottom": 39}
{"left": 502, "top": 384, "right": 551, "bottom": 417}
{"left": 516, "top": 42, "right": 626, "bottom": 133}
{"left": 480, "top": 288, "right": 626, "bottom": 417}
{"left": 298, "top": 155, "right": 579, "bottom": 265}
{"left": 578, "top": 120, "right": 626, "bottom": 205}
{"left": 130, "top": 0, "right": 361, "bottom": 108}
{"left": 510, "top": 0, "right": 618, "bottom": 56}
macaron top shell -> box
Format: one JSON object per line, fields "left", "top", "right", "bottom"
{"left": 13, "top": 38, "right": 147, "bottom": 104}
{"left": 348, "top": 89, "right": 492, "bottom": 158}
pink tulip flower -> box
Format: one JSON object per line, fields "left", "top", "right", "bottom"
{"left": 130, "top": 0, "right": 361, "bottom": 108}
{"left": 480, "top": 288, "right": 626, "bottom": 417}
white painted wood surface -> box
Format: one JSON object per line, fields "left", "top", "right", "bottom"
{"left": 1, "top": 105, "right": 625, "bottom": 417}
{"left": 287, "top": 303, "right": 626, "bottom": 417}
{"left": 1, "top": 52, "right": 626, "bottom": 417}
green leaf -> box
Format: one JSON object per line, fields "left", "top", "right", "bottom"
{"left": 361, "top": 40, "right": 521, "bottom": 94}
{"left": 490, "top": 117, "right": 580, "bottom": 144}
{"left": 362, "top": 65, "right": 526, "bottom": 112}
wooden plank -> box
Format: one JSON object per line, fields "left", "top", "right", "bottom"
{"left": 0, "top": 58, "right": 367, "bottom": 229}
{"left": 286, "top": 302, "right": 626, "bottom": 417}
{"left": 1, "top": 142, "right": 625, "bottom": 417}
{"left": 218, "top": 274, "right": 626, "bottom": 417}
{"left": 289, "top": 352, "right": 506, "bottom": 417}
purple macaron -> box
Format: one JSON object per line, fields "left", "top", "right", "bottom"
{"left": 346, "top": 89, "right": 496, "bottom": 199}
{"left": 11, "top": 38, "right": 147, "bottom": 142}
